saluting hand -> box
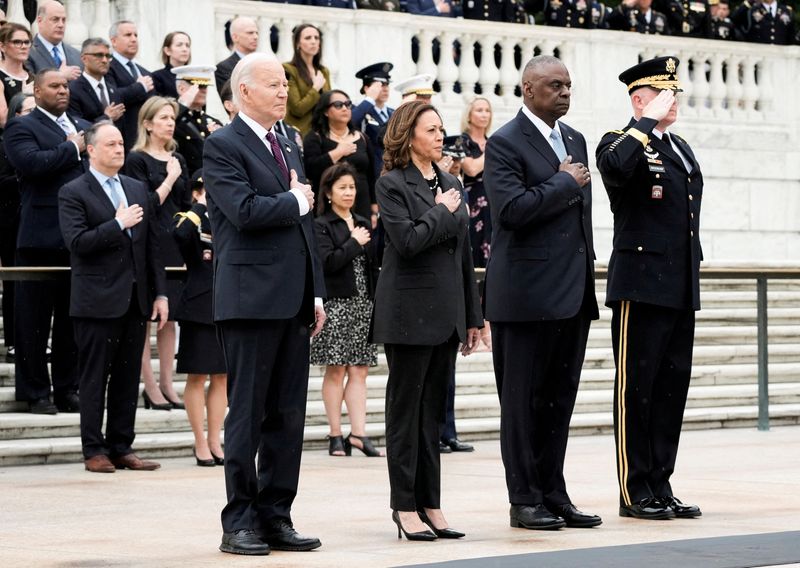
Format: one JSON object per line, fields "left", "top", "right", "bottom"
{"left": 559, "top": 156, "right": 591, "bottom": 188}
{"left": 116, "top": 203, "right": 143, "bottom": 229}
{"left": 435, "top": 187, "right": 461, "bottom": 213}
{"left": 642, "top": 89, "right": 676, "bottom": 122}
{"left": 290, "top": 169, "right": 314, "bottom": 212}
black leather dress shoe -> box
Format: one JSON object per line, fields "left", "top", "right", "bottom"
{"left": 220, "top": 529, "right": 270, "bottom": 555}
{"left": 258, "top": 519, "right": 321, "bottom": 551}
{"left": 662, "top": 496, "right": 702, "bottom": 518}
{"left": 510, "top": 504, "right": 566, "bottom": 530}
{"left": 443, "top": 438, "right": 474, "bottom": 452}
{"left": 55, "top": 392, "right": 80, "bottom": 413}
{"left": 439, "top": 441, "right": 453, "bottom": 454}
{"left": 29, "top": 397, "right": 58, "bottom": 415}
{"left": 547, "top": 503, "right": 602, "bottom": 528}
{"left": 619, "top": 497, "right": 676, "bottom": 520}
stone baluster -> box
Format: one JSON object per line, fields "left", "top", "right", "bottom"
{"left": 436, "top": 31, "right": 459, "bottom": 103}
{"left": 692, "top": 55, "right": 711, "bottom": 116}
{"left": 677, "top": 50, "right": 695, "bottom": 118}
{"left": 319, "top": 22, "right": 340, "bottom": 88}
{"left": 91, "top": 0, "right": 112, "bottom": 40}
{"left": 276, "top": 19, "right": 298, "bottom": 63}
{"left": 215, "top": 12, "right": 231, "bottom": 63}
{"left": 521, "top": 37, "right": 538, "bottom": 65}
{"left": 741, "top": 56, "right": 759, "bottom": 115}
{"left": 5, "top": 0, "right": 26, "bottom": 24}
{"left": 458, "top": 34, "right": 480, "bottom": 102}
{"left": 708, "top": 53, "right": 727, "bottom": 115}
{"left": 258, "top": 16, "right": 273, "bottom": 55}
{"left": 415, "top": 29, "right": 437, "bottom": 79}
{"left": 756, "top": 59, "right": 773, "bottom": 115}
{"left": 725, "top": 55, "right": 744, "bottom": 116}
{"left": 63, "top": 0, "right": 88, "bottom": 48}
{"left": 478, "top": 36, "right": 500, "bottom": 101}
{"left": 499, "top": 36, "right": 520, "bottom": 105}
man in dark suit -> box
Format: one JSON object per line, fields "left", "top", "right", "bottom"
{"left": 214, "top": 16, "right": 259, "bottom": 97}
{"left": 68, "top": 38, "right": 137, "bottom": 126}
{"left": 483, "top": 55, "right": 601, "bottom": 531}
{"left": 596, "top": 56, "right": 703, "bottom": 521}
{"left": 26, "top": 0, "right": 82, "bottom": 78}
{"left": 107, "top": 20, "right": 154, "bottom": 151}
{"left": 58, "top": 121, "right": 167, "bottom": 473}
{"left": 4, "top": 68, "right": 91, "bottom": 414}
{"left": 203, "top": 53, "right": 325, "bottom": 556}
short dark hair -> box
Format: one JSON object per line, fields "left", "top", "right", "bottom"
{"left": 85, "top": 120, "right": 116, "bottom": 147}
{"left": 219, "top": 80, "right": 233, "bottom": 104}
{"left": 81, "top": 37, "right": 109, "bottom": 54}
{"left": 316, "top": 162, "right": 358, "bottom": 216}
{"left": 33, "top": 68, "right": 62, "bottom": 88}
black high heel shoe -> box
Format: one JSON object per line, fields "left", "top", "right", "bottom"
{"left": 417, "top": 509, "right": 465, "bottom": 539}
{"left": 210, "top": 451, "right": 224, "bottom": 466}
{"left": 392, "top": 511, "right": 436, "bottom": 541}
{"left": 194, "top": 448, "right": 215, "bottom": 467}
{"left": 328, "top": 435, "right": 351, "bottom": 456}
{"left": 160, "top": 389, "right": 185, "bottom": 410}
{"left": 142, "top": 390, "right": 171, "bottom": 411}
{"left": 346, "top": 434, "right": 383, "bottom": 457}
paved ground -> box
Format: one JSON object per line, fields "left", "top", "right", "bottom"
{"left": 1, "top": 426, "right": 799, "bottom": 568}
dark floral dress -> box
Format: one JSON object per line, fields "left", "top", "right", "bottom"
{"left": 462, "top": 133, "right": 491, "bottom": 267}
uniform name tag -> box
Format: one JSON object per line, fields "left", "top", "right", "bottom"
{"left": 651, "top": 185, "right": 663, "bottom": 199}
{"left": 648, "top": 164, "right": 666, "bottom": 173}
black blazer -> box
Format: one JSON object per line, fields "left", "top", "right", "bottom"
{"left": 151, "top": 65, "right": 179, "bottom": 98}
{"left": 58, "top": 172, "right": 166, "bottom": 318}
{"left": 3, "top": 108, "right": 91, "bottom": 249}
{"left": 371, "top": 164, "right": 482, "bottom": 345}
{"left": 314, "top": 210, "right": 378, "bottom": 299}
{"left": 68, "top": 74, "right": 144, "bottom": 125}
{"left": 203, "top": 115, "right": 325, "bottom": 323}
{"left": 214, "top": 52, "right": 241, "bottom": 96}
{"left": 596, "top": 117, "right": 703, "bottom": 311}
{"left": 26, "top": 35, "right": 82, "bottom": 74}
{"left": 106, "top": 58, "right": 153, "bottom": 151}
{"left": 173, "top": 203, "right": 213, "bottom": 324}
{"left": 483, "top": 110, "right": 599, "bottom": 322}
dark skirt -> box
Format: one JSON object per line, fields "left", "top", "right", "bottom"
{"left": 177, "top": 321, "right": 226, "bottom": 375}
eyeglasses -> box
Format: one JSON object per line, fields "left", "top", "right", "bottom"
{"left": 9, "top": 39, "right": 32, "bottom": 47}
{"left": 85, "top": 52, "right": 113, "bottom": 59}
{"left": 328, "top": 100, "right": 352, "bottom": 110}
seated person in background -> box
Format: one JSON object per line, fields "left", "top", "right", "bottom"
{"left": 172, "top": 65, "right": 223, "bottom": 175}
{"left": 608, "top": 0, "right": 671, "bottom": 34}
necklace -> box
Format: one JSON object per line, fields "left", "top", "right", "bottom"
{"left": 329, "top": 128, "right": 349, "bottom": 141}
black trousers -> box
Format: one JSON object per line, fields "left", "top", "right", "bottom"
{"left": 384, "top": 335, "right": 458, "bottom": 511}
{"left": 611, "top": 301, "right": 695, "bottom": 506}
{"left": 492, "top": 309, "right": 592, "bottom": 507}
{"left": 14, "top": 248, "right": 78, "bottom": 402}
{"left": 217, "top": 317, "right": 311, "bottom": 533}
{"left": 0, "top": 211, "right": 17, "bottom": 347}
{"left": 440, "top": 366, "right": 457, "bottom": 442}
{"left": 73, "top": 297, "right": 146, "bottom": 459}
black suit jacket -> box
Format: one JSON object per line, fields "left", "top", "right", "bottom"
{"left": 214, "top": 52, "right": 241, "bottom": 96}
{"left": 3, "top": 108, "right": 91, "bottom": 249}
{"left": 483, "top": 110, "right": 599, "bottom": 322}
{"left": 371, "top": 164, "right": 482, "bottom": 345}
{"left": 58, "top": 172, "right": 166, "bottom": 318}
{"left": 106, "top": 58, "right": 153, "bottom": 151}
{"left": 203, "top": 115, "right": 325, "bottom": 323}
{"left": 68, "top": 74, "right": 143, "bottom": 125}
{"left": 27, "top": 35, "right": 83, "bottom": 74}
{"left": 173, "top": 203, "right": 213, "bottom": 324}
{"left": 314, "top": 210, "right": 378, "bottom": 299}
{"left": 596, "top": 117, "right": 703, "bottom": 311}
{"left": 152, "top": 65, "right": 179, "bottom": 98}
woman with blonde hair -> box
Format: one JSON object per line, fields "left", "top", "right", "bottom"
{"left": 460, "top": 96, "right": 493, "bottom": 268}
{"left": 124, "top": 96, "right": 191, "bottom": 411}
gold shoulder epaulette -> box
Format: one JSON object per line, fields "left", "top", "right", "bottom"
{"left": 605, "top": 129, "right": 625, "bottom": 136}
{"left": 174, "top": 211, "right": 202, "bottom": 228}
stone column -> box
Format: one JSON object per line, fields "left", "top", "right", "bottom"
{"left": 64, "top": 0, "right": 88, "bottom": 48}
{"left": 91, "top": 0, "right": 112, "bottom": 41}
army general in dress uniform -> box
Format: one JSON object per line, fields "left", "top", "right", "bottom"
{"left": 596, "top": 56, "right": 703, "bottom": 522}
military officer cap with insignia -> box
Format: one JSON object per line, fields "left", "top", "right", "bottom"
{"left": 355, "top": 61, "right": 394, "bottom": 86}
{"left": 190, "top": 169, "right": 205, "bottom": 191}
{"left": 394, "top": 73, "right": 436, "bottom": 99}
{"left": 172, "top": 64, "right": 217, "bottom": 87}
{"left": 442, "top": 135, "right": 467, "bottom": 160}
{"left": 618, "top": 56, "right": 683, "bottom": 94}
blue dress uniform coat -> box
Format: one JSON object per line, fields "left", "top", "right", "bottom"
{"left": 524, "top": 0, "right": 596, "bottom": 28}
{"left": 607, "top": 5, "right": 672, "bottom": 33}
{"left": 655, "top": 0, "right": 711, "bottom": 36}
{"left": 732, "top": 0, "right": 796, "bottom": 44}
{"left": 462, "top": 0, "right": 526, "bottom": 22}
{"left": 352, "top": 100, "right": 393, "bottom": 178}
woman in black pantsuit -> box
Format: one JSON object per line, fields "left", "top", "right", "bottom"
{"left": 371, "top": 101, "right": 483, "bottom": 541}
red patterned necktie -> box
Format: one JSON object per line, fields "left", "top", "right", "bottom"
{"left": 266, "top": 131, "right": 290, "bottom": 183}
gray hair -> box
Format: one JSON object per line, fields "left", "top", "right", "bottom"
{"left": 522, "top": 55, "right": 563, "bottom": 77}
{"left": 81, "top": 37, "right": 110, "bottom": 54}
{"left": 109, "top": 20, "right": 135, "bottom": 39}
{"left": 85, "top": 120, "right": 116, "bottom": 147}
{"left": 230, "top": 51, "right": 279, "bottom": 108}
{"left": 37, "top": 0, "right": 64, "bottom": 19}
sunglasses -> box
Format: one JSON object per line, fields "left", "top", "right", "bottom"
{"left": 328, "top": 100, "right": 352, "bottom": 110}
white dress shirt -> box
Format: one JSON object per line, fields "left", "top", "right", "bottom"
{"left": 521, "top": 104, "right": 565, "bottom": 155}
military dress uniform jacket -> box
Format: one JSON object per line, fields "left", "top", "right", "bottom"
{"left": 462, "top": 0, "right": 526, "bottom": 22}
{"left": 173, "top": 202, "right": 214, "bottom": 325}
{"left": 655, "top": 0, "right": 711, "bottom": 36}
{"left": 596, "top": 117, "right": 703, "bottom": 311}
{"left": 607, "top": 6, "right": 671, "bottom": 33}
{"left": 524, "top": 0, "right": 595, "bottom": 28}
{"left": 710, "top": 16, "right": 735, "bottom": 39}
{"left": 175, "top": 104, "right": 224, "bottom": 175}
{"left": 732, "top": 1, "right": 796, "bottom": 44}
